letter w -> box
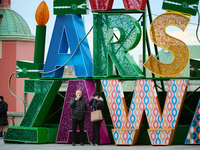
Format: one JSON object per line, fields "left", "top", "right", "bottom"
{"left": 101, "top": 79, "right": 189, "bottom": 145}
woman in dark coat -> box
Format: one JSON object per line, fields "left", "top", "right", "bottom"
{"left": 89, "top": 92, "right": 104, "bottom": 146}
{"left": 0, "top": 96, "right": 8, "bottom": 137}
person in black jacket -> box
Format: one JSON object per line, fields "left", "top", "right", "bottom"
{"left": 89, "top": 91, "right": 104, "bottom": 146}
{"left": 0, "top": 96, "right": 8, "bottom": 138}
{"left": 70, "top": 90, "right": 88, "bottom": 146}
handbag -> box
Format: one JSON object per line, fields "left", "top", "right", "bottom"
{"left": 91, "top": 107, "right": 103, "bottom": 122}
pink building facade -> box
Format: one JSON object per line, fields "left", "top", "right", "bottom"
{"left": 0, "top": 0, "right": 35, "bottom": 113}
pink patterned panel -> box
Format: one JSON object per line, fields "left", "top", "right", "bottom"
{"left": 57, "top": 80, "right": 110, "bottom": 144}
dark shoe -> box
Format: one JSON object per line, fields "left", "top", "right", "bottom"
{"left": 80, "top": 142, "right": 84, "bottom": 146}
{"left": 72, "top": 142, "right": 76, "bottom": 146}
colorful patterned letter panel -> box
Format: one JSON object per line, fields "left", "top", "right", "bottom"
{"left": 101, "top": 79, "right": 189, "bottom": 145}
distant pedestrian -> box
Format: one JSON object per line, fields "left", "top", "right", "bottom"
{"left": 89, "top": 91, "right": 104, "bottom": 146}
{"left": 0, "top": 96, "right": 8, "bottom": 138}
{"left": 70, "top": 90, "right": 88, "bottom": 146}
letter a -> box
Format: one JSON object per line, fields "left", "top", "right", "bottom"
{"left": 42, "top": 14, "right": 92, "bottom": 78}
{"left": 57, "top": 80, "right": 110, "bottom": 144}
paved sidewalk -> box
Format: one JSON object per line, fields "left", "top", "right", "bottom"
{"left": 0, "top": 138, "right": 199, "bottom": 150}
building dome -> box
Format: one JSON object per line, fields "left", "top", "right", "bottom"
{"left": 0, "top": 9, "right": 35, "bottom": 40}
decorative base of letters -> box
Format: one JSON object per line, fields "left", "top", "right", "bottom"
{"left": 112, "top": 129, "right": 137, "bottom": 145}
{"left": 148, "top": 129, "right": 173, "bottom": 145}
{"left": 4, "top": 126, "right": 48, "bottom": 143}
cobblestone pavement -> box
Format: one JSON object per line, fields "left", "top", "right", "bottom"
{"left": 0, "top": 138, "right": 200, "bottom": 150}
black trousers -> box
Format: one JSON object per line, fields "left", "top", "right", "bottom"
{"left": 72, "top": 119, "right": 84, "bottom": 143}
{"left": 92, "top": 120, "right": 102, "bottom": 144}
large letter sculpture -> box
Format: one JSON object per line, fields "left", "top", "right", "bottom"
{"left": 185, "top": 97, "right": 200, "bottom": 144}
{"left": 93, "top": 14, "right": 143, "bottom": 77}
{"left": 20, "top": 80, "right": 62, "bottom": 127}
{"left": 144, "top": 12, "right": 190, "bottom": 77}
{"left": 56, "top": 80, "right": 110, "bottom": 144}
{"left": 101, "top": 79, "right": 189, "bottom": 145}
{"left": 89, "top": 0, "right": 147, "bottom": 11}
{"left": 42, "top": 14, "right": 92, "bottom": 78}
{"left": 4, "top": 80, "right": 62, "bottom": 143}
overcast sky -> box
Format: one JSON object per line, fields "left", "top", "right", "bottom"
{"left": 10, "top": 0, "right": 200, "bottom": 64}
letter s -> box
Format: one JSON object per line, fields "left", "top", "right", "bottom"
{"left": 144, "top": 12, "right": 190, "bottom": 77}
